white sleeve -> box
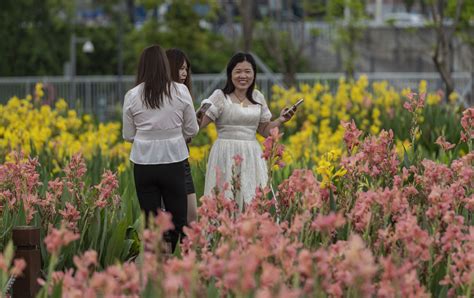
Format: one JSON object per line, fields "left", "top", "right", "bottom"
{"left": 122, "top": 91, "right": 136, "bottom": 142}
{"left": 254, "top": 90, "right": 272, "bottom": 123}
{"left": 202, "top": 89, "right": 226, "bottom": 121}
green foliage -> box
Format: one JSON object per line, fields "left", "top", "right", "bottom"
{"left": 252, "top": 22, "right": 310, "bottom": 74}
{"left": 326, "top": 0, "right": 367, "bottom": 77}
{"left": 0, "top": 0, "right": 71, "bottom": 75}
{"left": 0, "top": 153, "right": 141, "bottom": 271}
{"left": 75, "top": 26, "right": 121, "bottom": 75}
{"left": 447, "top": 0, "right": 474, "bottom": 45}
{"left": 124, "top": 0, "right": 232, "bottom": 74}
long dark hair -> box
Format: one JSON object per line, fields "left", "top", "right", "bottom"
{"left": 135, "top": 44, "right": 171, "bottom": 109}
{"left": 222, "top": 52, "right": 259, "bottom": 105}
{"left": 166, "top": 48, "right": 192, "bottom": 96}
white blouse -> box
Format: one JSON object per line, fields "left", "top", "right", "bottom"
{"left": 122, "top": 82, "right": 198, "bottom": 164}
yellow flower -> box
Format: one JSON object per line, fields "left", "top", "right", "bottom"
{"left": 35, "top": 83, "right": 44, "bottom": 99}
{"left": 83, "top": 114, "right": 92, "bottom": 123}
{"left": 427, "top": 93, "right": 441, "bottom": 106}
{"left": 448, "top": 92, "right": 459, "bottom": 104}
{"left": 395, "top": 139, "right": 411, "bottom": 158}
{"left": 419, "top": 80, "right": 427, "bottom": 94}
{"left": 189, "top": 144, "right": 210, "bottom": 165}
{"left": 333, "top": 167, "right": 347, "bottom": 178}
{"left": 55, "top": 99, "right": 68, "bottom": 112}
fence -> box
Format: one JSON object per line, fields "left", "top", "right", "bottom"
{"left": 0, "top": 72, "right": 472, "bottom": 121}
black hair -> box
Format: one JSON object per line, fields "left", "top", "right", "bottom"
{"left": 135, "top": 44, "right": 172, "bottom": 109}
{"left": 222, "top": 52, "right": 259, "bottom": 105}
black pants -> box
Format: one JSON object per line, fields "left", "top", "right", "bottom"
{"left": 133, "top": 161, "right": 188, "bottom": 251}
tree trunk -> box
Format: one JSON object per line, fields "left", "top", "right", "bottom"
{"left": 429, "top": 0, "right": 464, "bottom": 99}
{"left": 432, "top": 34, "right": 455, "bottom": 97}
{"left": 240, "top": 0, "right": 254, "bottom": 52}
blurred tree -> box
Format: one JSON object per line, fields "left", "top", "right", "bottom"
{"left": 250, "top": 0, "right": 318, "bottom": 87}
{"left": 446, "top": 0, "right": 474, "bottom": 50}
{"left": 256, "top": 21, "right": 305, "bottom": 86}
{"left": 75, "top": 26, "right": 122, "bottom": 75}
{"left": 125, "top": 0, "right": 232, "bottom": 74}
{"left": 326, "top": 0, "right": 367, "bottom": 79}
{"left": 238, "top": 0, "right": 255, "bottom": 52}
{"left": 403, "top": 0, "right": 417, "bottom": 12}
{"left": 0, "top": 0, "right": 71, "bottom": 76}
{"left": 427, "top": 0, "right": 466, "bottom": 98}
{"left": 72, "top": 0, "right": 134, "bottom": 76}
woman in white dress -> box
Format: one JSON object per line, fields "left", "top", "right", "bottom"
{"left": 198, "top": 53, "right": 295, "bottom": 208}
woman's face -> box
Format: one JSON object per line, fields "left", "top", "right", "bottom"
{"left": 231, "top": 61, "right": 254, "bottom": 91}
{"left": 179, "top": 61, "right": 188, "bottom": 83}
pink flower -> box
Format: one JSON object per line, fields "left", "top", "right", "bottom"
{"left": 341, "top": 119, "right": 363, "bottom": 152}
{"left": 340, "top": 234, "right": 377, "bottom": 296}
{"left": 277, "top": 170, "right": 322, "bottom": 210}
{"left": 59, "top": 202, "right": 81, "bottom": 231}
{"left": 262, "top": 127, "right": 285, "bottom": 169}
{"left": 393, "top": 213, "right": 432, "bottom": 263}
{"left": 460, "top": 107, "right": 474, "bottom": 141}
{"left": 10, "top": 258, "right": 26, "bottom": 277}
{"left": 44, "top": 226, "right": 80, "bottom": 254}
{"left": 311, "top": 212, "right": 346, "bottom": 234}
{"left": 64, "top": 153, "right": 87, "bottom": 180}
{"left": 73, "top": 250, "right": 97, "bottom": 273}
{"left": 342, "top": 129, "right": 399, "bottom": 180}
{"left": 260, "top": 262, "right": 281, "bottom": 288}
{"left": 377, "top": 257, "right": 429, "bottom": 297}
{"left": 297, "top": 249, "right": 313, "bottom": 277}
{"left": 403, "top": 92, "right": 425, "bottom": 112}
{"left": 155, "top": 211, "right": 174, "bottom": 234}
{"left": 435, "top": 136, "right": 455, "bottom": 151}
{"left": 403, "top": 101, "right": 413, "bottom": 112}
{"left": 48, "top": 178, "right": 64, "bottom": 197}
{"left": 94, "top": 170, "right": 119, "bottom": 207}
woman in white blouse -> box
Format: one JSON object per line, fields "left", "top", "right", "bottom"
{"left": 198, "top": 52, "right": 295, "bottom": 209}
{"left": 122, "top": 44, "right": 198, "bottom": 251}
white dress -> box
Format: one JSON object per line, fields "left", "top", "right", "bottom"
{"left": 202, "top": 89, "right": 272, "bottom": 208}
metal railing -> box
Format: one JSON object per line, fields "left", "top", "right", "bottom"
{"left": 0, "top": 72, "right": 471, "bottom": 120}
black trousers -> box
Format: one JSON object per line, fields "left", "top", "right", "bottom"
{"left": 133, "top": 161, "right": 188, "bottom": 251}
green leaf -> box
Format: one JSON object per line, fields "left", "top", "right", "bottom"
{"left": 402, "top": 143, "right": 411, "bottom": 169}
{"left": 49, "top": 280, "right": 63, "bottom": 298}
{"left": 206, "top": 278, "right": 219, "bottom": 298}
{"left": 104, "top": 218, "right": 128, "bottom": 266}
{"left": 329, "top": 188, "right": 336, "bottom": 212}
{"left": 173, "top": 237, "right": 182, "bottom": 258}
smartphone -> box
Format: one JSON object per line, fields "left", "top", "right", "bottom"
{"left": 284, "top": 98, "right": 304, "bottom": 116}
{"left": 293, "top": 98, "right": 304, "bottom": 109}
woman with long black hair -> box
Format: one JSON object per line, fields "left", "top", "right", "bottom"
{"left": 123, "top": 45, "right": 198, "bottom": 251}
{"left": 165, "top": 48, "right": 198, "bottom": 224}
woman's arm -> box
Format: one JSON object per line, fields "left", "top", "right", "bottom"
{"left": 257, "top": 107, "right": 295, "bottom": 137}
{"left": 196, "top": 103, "right": 213, "bottom": 129}
{"left": 122, "top": 92, "right": 136, "bottom": 142}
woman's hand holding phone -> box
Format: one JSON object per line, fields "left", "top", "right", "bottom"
{"left": 279, "top": 98, "right": 304, "bottom": 122}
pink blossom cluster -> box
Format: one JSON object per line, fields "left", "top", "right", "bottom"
{"left": 460, "top": 107, "right": 474, "bottom": 142}
{"left": 2, "top": 107, "right": 474, "bottom": 297}
{"left": 403, "top": 92, "right": 426, "bottom": 113}
{"left": 342, "top": 128, "right": 399, "bottom": 179}
{"left": 262, "top": 127, "right": 285, "bottom": 168}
